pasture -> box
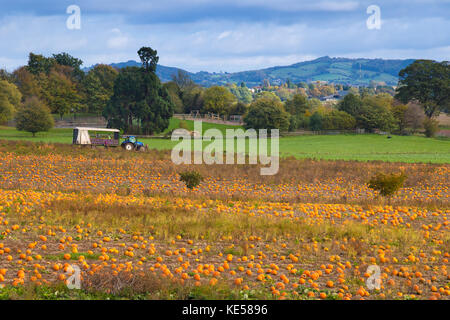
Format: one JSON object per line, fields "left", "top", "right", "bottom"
{"left": 1, "top": 124, "right": 449, "bottom": 163}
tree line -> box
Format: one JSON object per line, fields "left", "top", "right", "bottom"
{"left": 0, "top": 48, "right": 175, "bottom": 135}
{"left": 164, "top": 60, "right": 448, "bottom": 137}
{"left": 0, "top": 48, "right": 448, "bottom": 137}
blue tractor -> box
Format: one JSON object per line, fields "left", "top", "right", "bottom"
{"left": 121, "top": 136, "right": 147, "bottom": 151}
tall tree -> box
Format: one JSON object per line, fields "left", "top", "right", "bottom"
{"left": 82, "top": 64, "right": 118, "bottom": 114}
{"left": 137, "top": 47, "right": 159, "bottom": 73}
{"left": 104, "top": 62, "right": 174, "bottom": 135}
{"left": 395, "top": 60, "right": 450, "bottom": 118}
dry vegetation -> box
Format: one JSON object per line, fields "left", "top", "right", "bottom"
{"left": 0, "top": 140, "right": 448, "bottom": 300}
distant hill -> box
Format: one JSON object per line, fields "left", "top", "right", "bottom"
{"left": 84, "top": 56, "right": 415, "bottom": 87}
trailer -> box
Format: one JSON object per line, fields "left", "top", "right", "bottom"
{"left": 72, "top": 127, "right": 120, "bottom": 147}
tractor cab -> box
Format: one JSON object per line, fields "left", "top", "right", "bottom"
{"left": 121, "top": 136, "right": 147, "bottom": 151}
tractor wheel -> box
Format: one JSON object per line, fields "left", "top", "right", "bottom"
{"left": 123, "top": 143, "right": 134, "bottom": 151}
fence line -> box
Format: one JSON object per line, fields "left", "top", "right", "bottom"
{"left": 173, "top": 113, "right": 243, "bottom": 126}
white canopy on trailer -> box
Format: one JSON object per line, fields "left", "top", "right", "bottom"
{"left": 73, "top": 127, "right": 120, "bottom": 145}
{"left": 74, "top": 127, "right": 120, "bottom": 132}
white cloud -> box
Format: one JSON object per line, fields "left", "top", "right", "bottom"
{"left": 107, "top": 29, "right": 129, "bottom": 49}
{"left": 218, "top": 31, "right": 231, "bottom": 40}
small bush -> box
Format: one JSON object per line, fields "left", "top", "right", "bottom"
{"left": 15, "top": 97, "right": 54, "bottom": 136}
{"left": 179, "top": 170, "right": 203, "bottom": 189}
{"left": 423, "top": 118, "right": 439, "bottom": 138}
{"left": 368, "top": 172, "right": 406, "bottom": 198}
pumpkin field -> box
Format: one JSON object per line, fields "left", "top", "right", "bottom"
{"left": 0, "top": 140, "right": 448, "bottom": 300}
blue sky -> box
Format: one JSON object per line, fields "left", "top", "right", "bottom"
{"left": 0, "top": 0, "right": 449, "bottom": 72}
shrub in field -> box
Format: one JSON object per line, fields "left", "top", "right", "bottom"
{"left": 179, "top": 170, "right": 203, "bottom": 189}
{"left": 423, "top": 118, "right": 439, "bottom": 138}
{"left": 368, "top": 172, "right": 406, "bottom": 201}
{"left": 15, "top": 97, "right": 54, "bottom": 136}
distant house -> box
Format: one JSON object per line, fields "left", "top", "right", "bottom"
{"left": 319, "top": 90, "right": 349, "bottom": 102}
{"left": 252, "top": 86, "right": 263, "bottom": 93}
{"left": 320, "top": 95, "right": 337, "bottom": 102}
{"left": 337, "top": 90, "right": 349, "bottom": 98}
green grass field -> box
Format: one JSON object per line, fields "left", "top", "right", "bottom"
{"left": 1, "top": 124, "right": 449, "bottom": 163}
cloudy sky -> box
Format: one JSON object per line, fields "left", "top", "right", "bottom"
{"left": 0, "top": 0, "right": 449, "bottom": 72}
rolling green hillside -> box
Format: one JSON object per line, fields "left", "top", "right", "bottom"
{"left": 85, "top": 56, "right": 415, "bottom": 87}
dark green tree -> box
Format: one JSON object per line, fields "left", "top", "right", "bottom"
{"left": 395, "top": 60, "right": 450, "bottom": 118}
{"left": 309, "top": 112, "right": 323, "bottom": 131}
{"left": 27, "top": 53, "right": 55, "bottom": 75}
{"left": 104, "top": 65, "right": 174, "bottom": 135}
{"left": 52, "top": 52, "right": 83, "bottom": 69}
{"left": 138, "top": 47, "right": 159, "bottom": 73}
{"left": 244, "top": 98, "right": 290, "bottom": 131}
{"left": 337, "top": 93, "right": 363, "bottom": 117}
